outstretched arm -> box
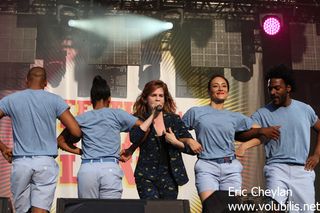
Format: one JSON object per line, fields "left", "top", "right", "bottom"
{"left": 235, "top": 124, "right": 280, "bottom": 142}
{"left": 235, "top": 123, "right": 269, "bottom": 157}
{"left": 235, "top": 138, "right": 262, "bottom": 157}
{"left": 305, "top": 119, "right": 320, "bottom": 171}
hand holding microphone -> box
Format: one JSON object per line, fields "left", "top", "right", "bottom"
{"left": 152, "top": 104, "right": 162, "bottom": 119}
{"left": 155, "top": 105, "right": 163, "bottom": 112}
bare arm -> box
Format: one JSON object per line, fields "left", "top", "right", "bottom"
{"left": 236, "top": 126, "right": 280, "bottom": 142}
{"left": 0, "top": 141, "right": 12, "bottom": 163}
{"left": 179, "top": 138, "right": 202, "bottom": 154}
{"left": 235, "top": 123, "right": 269, "bottom": 157}
{"left": 59, "top": 110, "right": 82, "bottom": 138}
{"left": 0, "top": 110, "right": 12, "bottom": 163}
{"left": 57, "top": 128, "right": 82, "bottom": 155}
{"left": 119, "top": 128, "right": 150, "bottom": 162}
{"left": 235, "top": 138, "right": 262, "bottom": 157}
{"left": 235, "top": 122, "right": 280, "bottom": 142}
{"left": 305, "top": 119, "right": 320, "bottom": 171}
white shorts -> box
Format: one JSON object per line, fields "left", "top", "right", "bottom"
{"left": 195, "top": 158, "right": 243, "bottom": 194}
{"left": 77, "top": 161, "right": 123, "bottom": 199}
{"left": 11, "top": 156, "right": 59, "bottom": 213}
{"left": 264, "top": 163, "right": 315, "bottom": 213}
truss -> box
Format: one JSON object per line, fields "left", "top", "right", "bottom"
{"left": 0, "top": 0, "right": 319, "bottom": 22}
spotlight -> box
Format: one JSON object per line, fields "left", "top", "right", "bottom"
{"left": 163, "top": 22, "right": 173, "bottom": 30}
{"left": 68, "top": 19, "right": 76, "bottom": 27}
{"left": 67, "top": 15, "right": 174, "bottom": 41}
{"left": 260, "top": 13, "right": 283, "bottom": 36}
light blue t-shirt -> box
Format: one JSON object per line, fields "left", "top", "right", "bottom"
{"left": 182, "top": 105, "right": 253, "bottom": 159}
{"left": 252, "top": 99, "right": 318, "bottom": 165}
{"left": 76, "top": 108, "right": 138, "bottom": 159}
{"left": 0, "top": 89, "right": 69, "bottom": 156}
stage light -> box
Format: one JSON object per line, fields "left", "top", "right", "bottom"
{"left": 67, "top": 14, "right": 174, "bottom": 42}
{"left": 263, "top": 17, "right": 280, "bottom": 35}
{"left": 163, "top": 22, "right": 173, "bottom": 30}
{"left": 68, "top": 19, "right": 76, "bottom": 27}
{"left": 260, "top": 13, "right": 283, "bottom": 36}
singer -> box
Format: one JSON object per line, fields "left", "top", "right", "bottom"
{"left": 121, "top": 80, "right": 202, "bottom": 199}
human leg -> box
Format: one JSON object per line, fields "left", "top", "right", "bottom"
{"left": 30, "top": 156, "right": 59, "bottom": 211}
{"left": 77, "top": 163, "right": 100, "bottom": 198}
{"left": 195, "top": 159, "right": 220, "bottom": 202}
{"left": 99, "top": 162, "right": 123, "bottom": 199}
{"left": 264, "top": 164, "right": 290, "bottom": 205}
{"left": 11, "top": 158, "right": 34, "bottom": 213}
{"left": 219, "top": 159, "right": 243, "bottom": 192}
{"left": 135, "top": 177, "right": 160, "bottom": 199}
{"left": 289, "top": 165, "right": 315, "bottom": 213}
{"left": 157, "top": 166, "right": 178, "bottom": 199}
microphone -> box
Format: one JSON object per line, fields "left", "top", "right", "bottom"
{"left": 155, "top": 105, "right": 163, "bottom": 112}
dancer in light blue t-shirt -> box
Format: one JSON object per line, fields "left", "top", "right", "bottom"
{"left": 0, "top": 67, "right": 81, "bottom": 213}
{"left": 58, "top": 75, "right": 157, "bottom": 199}
{"left": 240, "top": 64, "right": 320, "bottom": 213}
{"left": 182, "top": 75, "right": 280, "bottom": 203}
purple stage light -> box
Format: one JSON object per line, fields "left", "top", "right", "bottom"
{"left": 262, "top": 16, "right": 281, "bottom": 36}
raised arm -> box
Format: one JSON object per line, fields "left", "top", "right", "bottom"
{"left": 133, "top": 110, "right": 157, "bottom": 131}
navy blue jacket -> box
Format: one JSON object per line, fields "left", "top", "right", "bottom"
{"left": 130, "top": 113, "right": 194, "bottom": 186}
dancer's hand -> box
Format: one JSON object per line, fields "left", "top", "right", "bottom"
{"left": 305, "top": 154, "right": 320, "bottom": 171}
{"left": 1, "top": 146, "right": 12, "bottom": 163}
{"left": 119, "top": 149, "right": 133, "bottom": 162}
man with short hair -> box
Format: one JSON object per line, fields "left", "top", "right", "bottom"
{"left": 0, "top": 67, "right": 81, "bottom": 213}
{"left": 251, "top": 64, "right": 320, "bottom": 212}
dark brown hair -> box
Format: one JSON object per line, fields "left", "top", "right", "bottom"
{"left": 133, "top": 80, "right": 176, "bottom": 119}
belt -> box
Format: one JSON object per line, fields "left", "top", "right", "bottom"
{"left": 82, "top": 157, "right": 119, "bottom": 164}
{"left": 13, "top": 155, "right": 55, "bottom": 159}
{"left": 269, "top": 162, "right": 305, "bottom": 166}
{"left": 286, "top": 163, "right": 305, "bottom": 166}
{"left": 211, "top": 155, "right": 236, "bottom": 164}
